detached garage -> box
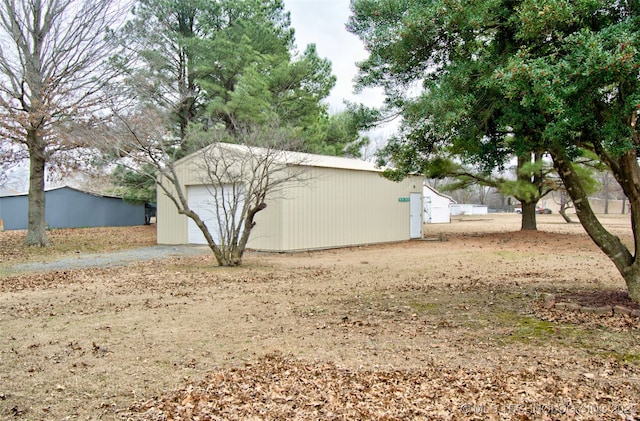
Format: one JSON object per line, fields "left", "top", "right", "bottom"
{"left": 157, "top": 143, "right": 424, "bottom": 252}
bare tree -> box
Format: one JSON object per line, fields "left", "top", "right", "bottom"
{"left": 554, "top": 189, "right": 575, "bottom": 223}
{"left": 108, "top": 111, "right": 307, "bottom": 266}
{"left": 476, "top": 185, "right": 492, "bottom": 205}
{"left": 0, "top": 0, "right": 126, "bottom": 246}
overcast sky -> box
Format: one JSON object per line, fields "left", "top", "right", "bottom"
{"left": 283, "top": 0, "right": 385, "bottom": 113}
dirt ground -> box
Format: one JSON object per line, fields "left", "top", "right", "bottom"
{"left": 1, "top": 214, "right": 639, "bottom": 420}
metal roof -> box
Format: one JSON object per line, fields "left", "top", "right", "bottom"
{"left": 0, "top": 186, "right": 127, "bottom": 200}
{"left": 175, "top": 142, "right": 386, "bottom": 173}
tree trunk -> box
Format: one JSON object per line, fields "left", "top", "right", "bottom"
{"left": 625, "top": 264, "right": 640, "bottom": 304}
{"left": 231, "top": 202, "right": 267, "bottom": 266}
{"left": 552, "top": 153, "right": 640, "bottom": 303}
{"left": 558, "top": 192, "right": 574, "bottom": 223}
{"left": 514, "top": 153, "right": 539, "bottom": 230}
{"left": 24, "top": 130, "right": 50, "bottom": 247}
{"left": 192, "top": 213, "right": 228, "bottom": 266}
{"left": 602, "top": 172, "right": 610, "bottom": 214}
{"left": 520, "top": 201, "right": 537, "bottom": 230}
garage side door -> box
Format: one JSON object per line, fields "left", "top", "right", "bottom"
{"left": 410, "top": 192, "right": 423, "bottom": 238}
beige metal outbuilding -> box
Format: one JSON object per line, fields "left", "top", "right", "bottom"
{"left": 157, "top": 143, "right": 423, "bottom": 252}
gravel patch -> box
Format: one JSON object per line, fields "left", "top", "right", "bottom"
{"left": 4, "top": 245, "right": 210, "bottom": 274}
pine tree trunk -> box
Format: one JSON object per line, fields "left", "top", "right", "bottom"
{"left": 24, "top": 130, "right": 50, "bottom": 247}
{"left": 515, "top": 153, "right": 539, "bottom": 231}
{"left": 520, "top": 202, "right": 537, "bottom": 230}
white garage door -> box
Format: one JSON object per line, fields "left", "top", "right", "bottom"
{"left": 187, "top": 185, "right": 244, "bottom": 245}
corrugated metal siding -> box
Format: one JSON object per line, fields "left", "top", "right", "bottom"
{"left": 156, "top": 181, "right": 187, "bottom": 244}
{"left": 46, "top": 188, "right": 145, "bottom": 228}
{"left": 156, "top": 166, "right": 192, "bottom": 244}
{"left": 0, "top": 187, "right": 144, "bottom": 230}
{"left": 274, "top": 167, "right": 421, "bottom": 251}
{"left": 0, "top": 195, "right": 28, "bottom": 230}
{"left": 247, "top": 196, "right": 284, "bottom": 250}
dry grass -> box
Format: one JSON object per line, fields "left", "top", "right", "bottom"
{"left": 1, "top": 214, "right": 639, "bottom": 420}
{"left": 0, "top": 225, "right": 156, "bottom": 266}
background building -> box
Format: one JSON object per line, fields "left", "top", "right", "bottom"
{"left": 0, "top": 186, "right": 145, "bottom": 230}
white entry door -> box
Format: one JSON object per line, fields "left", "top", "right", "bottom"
{"left": 409, "top": 192, "right": 423, "bottom": 238}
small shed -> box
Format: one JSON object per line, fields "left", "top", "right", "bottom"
{"left": 157, "top": 143, "right": 424, "bottom": 252}
{"left": 450, "top": 204, "right": 489, "bottom": 216}
{"left": 0, "top": 186, "right": 145, "bottom": 230}
{"left": 423, "top": 184, "right": 455, "bottom": 224}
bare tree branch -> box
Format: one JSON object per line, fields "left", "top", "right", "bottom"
{"left": 102, "top": 109, "right": 308, "bottom": 266}
{"left": 0, "top": 0, "right": 129, "bottom": 246}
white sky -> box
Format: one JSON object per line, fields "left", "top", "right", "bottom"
{"left": 283, "top": 0, "right": 385, "bottom": 113}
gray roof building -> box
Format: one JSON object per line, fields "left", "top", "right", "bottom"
{"left": 0, "top": 186, "right": 145, "bottom": 230}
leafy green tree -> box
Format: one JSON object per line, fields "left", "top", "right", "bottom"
{"left": 303, "top": 110, "right": 371, "bottom": 158}
{"left": 110, "top": 165, "right": 157, "bottom": 204}
{"left": 115, "top": 0, "right": 202, "bottom": 150}
{"left": 495, "top": 0, "right": 640, "bottom": 301}
{"left": 118, "top": 0, "right": 335, "bottom": 149}
{"left": 107, "top": 0, "right": 362, "bottom": 263}
{"left": 111, "top": 0, "right": 342, "bottom": 201}
{"left": 349, "top": 0, "right": 640, "bottom": 302}
{"left": 348, "top": 0, "right": 556, "bottom": 230}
